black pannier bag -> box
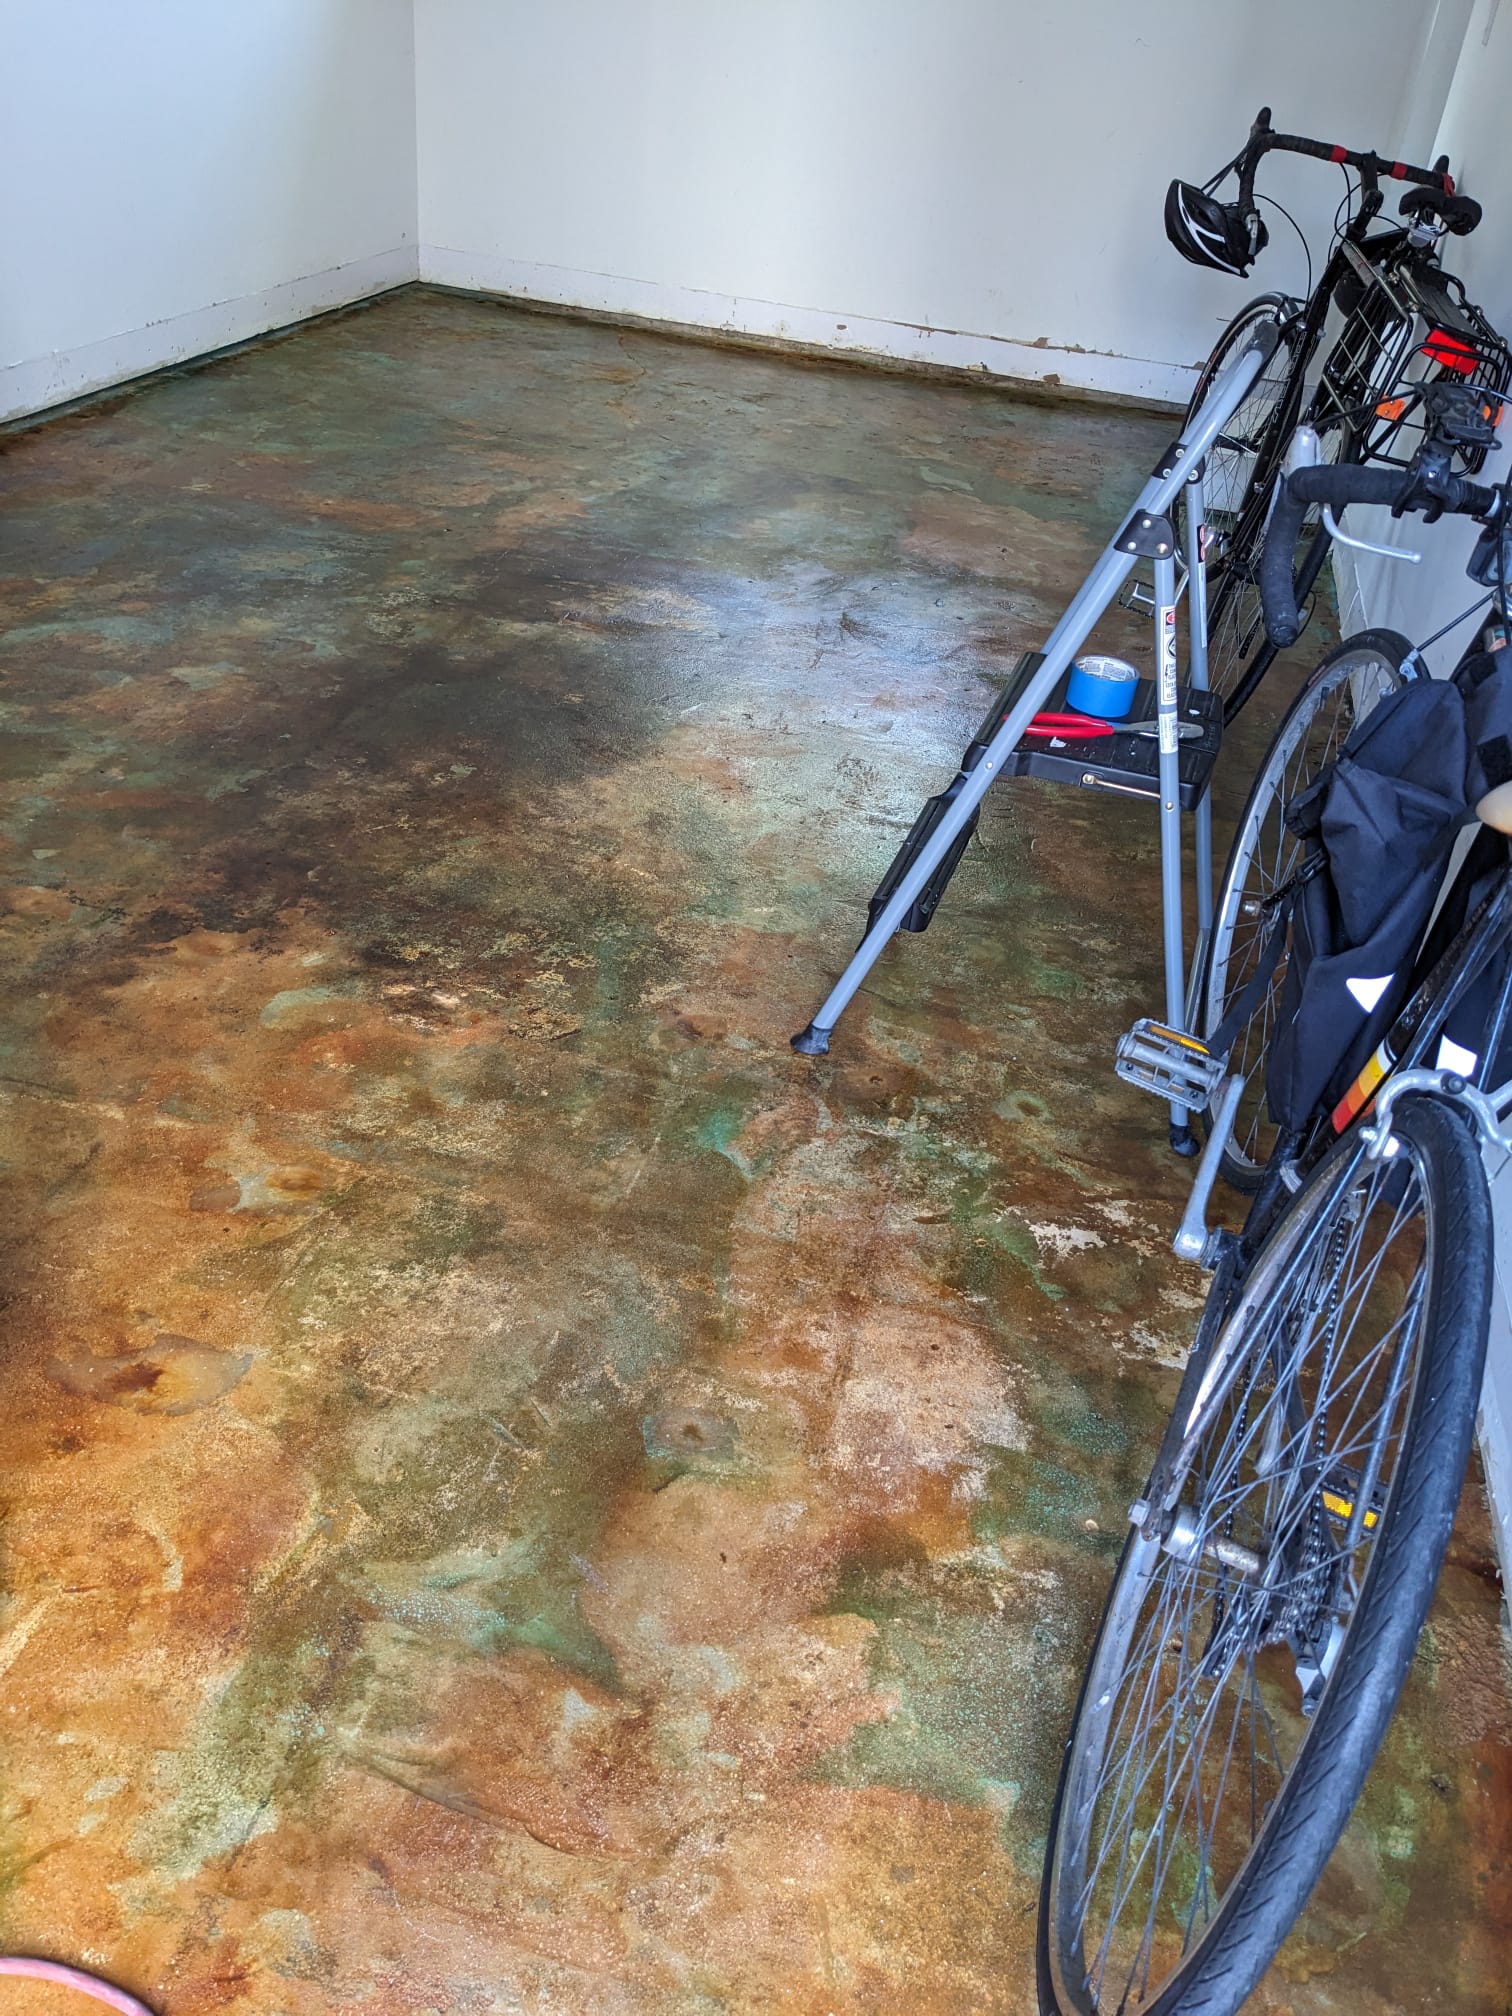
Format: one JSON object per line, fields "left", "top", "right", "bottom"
{"left": 1261, "top": 652, "right": 1512, "bottom": 1133}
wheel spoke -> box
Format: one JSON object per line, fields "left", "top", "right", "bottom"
{"left": 1046, "top": 1108, "right": 1448, "bottom": 2012}
{"left": 1202, "top": 648, "right": 1404, "bottom": 1180}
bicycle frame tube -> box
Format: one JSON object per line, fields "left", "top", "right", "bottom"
{"left": 1370, "top": 865, "right": 1512, "bottom": 1088}
{"left": 796, "top": 328, "right": 1278, "bottom": 1050}
{"left": 1476, "top": 947, "right": 1512, "bottom": 1087}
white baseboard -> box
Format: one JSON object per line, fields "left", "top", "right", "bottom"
{"left": 419, "top": 243, "right": 1197, "bottom": 408}
{"left": 5, "top": 242, "right": 1195, "bottom": 422}
{"left": 1, "top": 244, "right": 420, "bottom": 424}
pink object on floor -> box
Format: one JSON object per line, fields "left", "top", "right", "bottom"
{"left": 0, "top": 1958, "right": 155, "bottom": 2016}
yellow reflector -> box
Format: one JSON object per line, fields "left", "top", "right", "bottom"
{"left": 1322, "top": 1488, "right": 1378, "bottom": 1531}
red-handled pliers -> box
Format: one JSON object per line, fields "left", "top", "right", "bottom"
{"left": 1023, "top": 710, "right": 1116, "bottom": 740}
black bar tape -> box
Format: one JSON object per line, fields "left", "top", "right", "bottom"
{"left": 1265, "top": 130, "right": 1450, "bottom": 190}
{"left": 1259, "top": 466, "right": 1408, "bottom": 648}
{"left": 1259, "top": 464, "right": 1497, "bottom": 647}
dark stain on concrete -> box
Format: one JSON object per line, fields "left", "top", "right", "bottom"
{"left": 0, "top": 288, "right": 1505, "bottom": 2012}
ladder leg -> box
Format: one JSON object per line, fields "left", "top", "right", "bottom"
{"left": 1186, "top": 464, "right": 1215, "bottom": 1029}
{"left": 792, "top": 336, "right": 1270, "bottom": 1056}
{"left": 1154, "top": 550, "right": 1197, "bottom": 1156}
{"left": 1188, "top": 790, "right": 1215, "bottom": 1035}
{"left": 792, "top": 547, "right": 1138, "bottom": 1053}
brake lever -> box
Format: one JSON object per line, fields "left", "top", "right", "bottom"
{"left": 1322, "top": 505, "right": 1422, "bottom": 565}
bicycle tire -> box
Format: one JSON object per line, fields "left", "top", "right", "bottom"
{"left": 1038, "top": 1095, "right": 1492, "bottom": 2016}
{"left": 1215, "top": 246, "right": 1403, "bottom": 727}
{"left": 1201, "top": 628, "right": 1413, "bottom": 1190}
{"left": 1211, "top": 410, "right": 1360, "bottom": 726}
{"left": 1180, "top": 298, "right": 1300, "bottom": 710}
{"left": 1215, "top": 507, "right": 1333, "bottom": 726}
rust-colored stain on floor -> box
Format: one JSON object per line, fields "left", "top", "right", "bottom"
{"left": 0, "top": 291, "right": 1506, "bottom": 2014}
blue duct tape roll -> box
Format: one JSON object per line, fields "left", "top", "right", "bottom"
{"left": 1066, "top": 653, "right": 1138, "bottom": 720}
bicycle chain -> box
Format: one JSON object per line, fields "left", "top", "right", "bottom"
{"left": 1272, "top": 1212, "right": 1352, "bottom": 1645}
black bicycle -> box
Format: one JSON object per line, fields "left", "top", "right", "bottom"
{"left": 1166, "top": 106, "right": 1508, "bottom": 722}
{"left": 1039, "top": 407, "right": 1512, "bottom": 2013}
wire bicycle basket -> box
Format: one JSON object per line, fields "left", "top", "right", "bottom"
{"left": 1313, "top": 242, "right": 1510, "bottom": 476}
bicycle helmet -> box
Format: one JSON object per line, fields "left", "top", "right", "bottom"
{"left": 1164, "top": 180, "right": 1268, "bottom": 277}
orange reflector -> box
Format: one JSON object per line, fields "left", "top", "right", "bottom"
{"left": 1331, "top": 1041, "right": 1393, "bottom": 1133}
{"left": 1145, "top": 1023, "right": 1211, "bottom": 1056}
{"left": 1375, "top": 396, "right": 1409, "bottom": 422}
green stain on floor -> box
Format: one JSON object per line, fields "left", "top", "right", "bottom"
{"left": 0, "top": 287, "right": 1504, "bottom": 2014}
{"left": 693, "top": 1103, "right": 756, "bottom": 1179}
{"left": 816, "top": 1555, "right": 1068, "bottom": 1836}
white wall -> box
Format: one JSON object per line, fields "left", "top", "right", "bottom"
{"left": 0, "top": 0, "right": 418, "bottom": 423}
{"left": 3, "top": 0, "right": 1476, "bottom": 421}
{"left": 415, "top": 0, "right": 1456, "bottom": 407}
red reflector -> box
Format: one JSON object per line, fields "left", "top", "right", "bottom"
{"left": 1391, "top": 161, "right": 1408, "bottom": 179}
{"left": 1445, "top": 173, "right": 1457, "bottom": 194}
{"left": 1422, "top": 329, "right": 1480, "bottom": 374}
{"left": 1330, "top": 144, "right": 1347, "bottom": 164}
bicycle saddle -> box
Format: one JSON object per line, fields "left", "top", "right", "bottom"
{"left": 1400, "top": 185, "right": 1482, "bottom": 235}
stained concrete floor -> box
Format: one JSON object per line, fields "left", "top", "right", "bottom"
{"left": 0, "top": 289, "right": 1506, "bottom": 2015}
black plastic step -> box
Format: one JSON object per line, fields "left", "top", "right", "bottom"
{"left": 866, "top": 778, "right": 980, "bottom": 934}
{"left": 982, "top": 652, "right": 1223, "bottom": 812}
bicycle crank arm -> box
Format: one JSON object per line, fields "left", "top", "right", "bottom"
{"left": 1172, "top": 1074, "right": 1244, "bottom": 1267}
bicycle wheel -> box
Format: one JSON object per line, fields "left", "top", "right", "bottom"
{"left": 1206, "top": 412, "right": 1358, "bottom": 726}
{"left": 1213, "top": 492, "right": 1340, "bottom": 728}
{"left": 1039, "top": 1095, "right": 1491, "bottom": 2016}
{"left": 1201, "top": 628, "right": 1412, "bottom": 1191}
{"left": 1180, "top": 299, "right": 1299, "bottom": 709}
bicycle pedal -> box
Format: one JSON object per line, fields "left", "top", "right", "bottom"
{"left": 1319, "top": 1473, "right": 1382, "bottom": 1534}
{"left": 1118, "top": 560, "right": 1190, "bottom": 617}
{"left": 1116, "top": 1018, "right": 1227, "bottom": 1108}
